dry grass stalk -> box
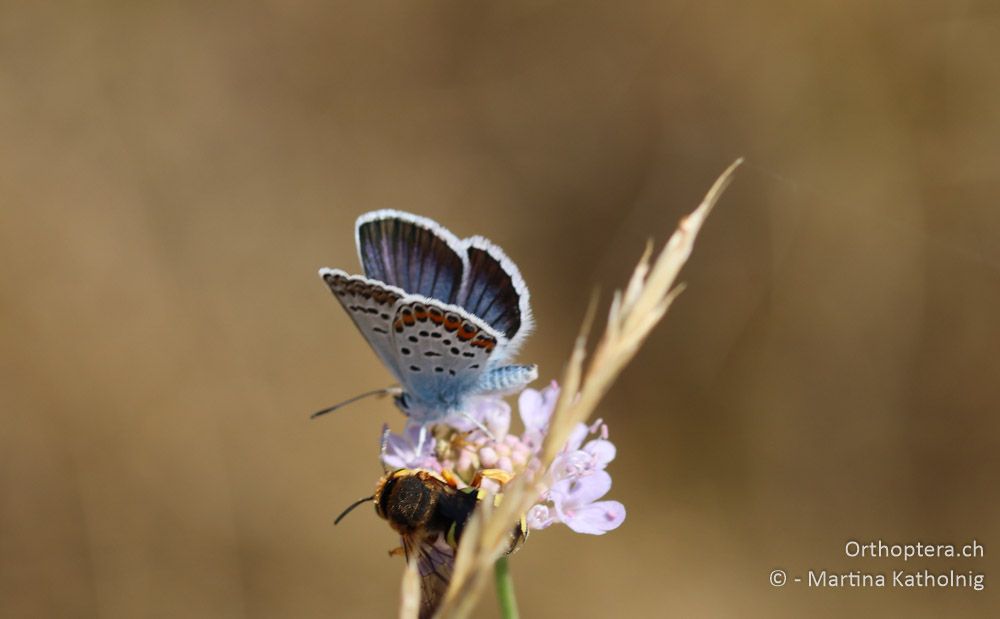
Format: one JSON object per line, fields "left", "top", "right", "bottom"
{"left": 399, "top": 557, "right": 421, "bottom": 619}
{"left": 431, "top": 159, "right": 742, "bottom": 618}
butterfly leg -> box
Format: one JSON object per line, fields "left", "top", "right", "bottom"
{"left": 415, "top": 424, "right": 428, "bottom": 456}
{"left": 459, "top": 412, "right": 496, "bottom": 441}
{"left": 378, "top": 424, "right": 392, "bottom": 472}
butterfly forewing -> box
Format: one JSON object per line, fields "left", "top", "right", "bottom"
{"left": 458, "top": 244, "right": 521, "bottom": 338}
{"left": 390, "top": 298, "right": 502, "bottom": 417}
{"left": 457, "top": 237, "right": 533, "bottom": 359}
{"left": 357, "top": 211, "right": 467, "bottom": 304}
{"left": 320, "top": 269, "right": 406, "bottom": 380}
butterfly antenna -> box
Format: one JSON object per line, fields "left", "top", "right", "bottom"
{"left": 310, "top": 386, "right": 401, "bottom": 419}
{"left": 334, "top": 495, "right": 375, "bottom": 525}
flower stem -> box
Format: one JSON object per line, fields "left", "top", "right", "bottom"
{"left": 493, "top": 556, "right": 520, "bottom": 619}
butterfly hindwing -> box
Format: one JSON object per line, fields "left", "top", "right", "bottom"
{"left": 320, "top": 268, "right": 406, "bottom": 380}
{"left": 356, "top": 211, "right": 468, "bottom": 305}
{"left": 390, "top": 297, "right": 503, "bottom": 420}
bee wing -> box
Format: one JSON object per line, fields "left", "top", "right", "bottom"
{"left": 401, "top": 533, "right": 456, "bottom": 619}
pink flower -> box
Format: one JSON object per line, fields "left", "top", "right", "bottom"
{"left": 379, "top": 380, "right": 625, "bottom": 536}
{"left": 381, "top": 424, "right": 439, "bottom": 471}
{"left": 529, "top": 415, "right": 625, "bottom": 534}
{"left": 549, "top": 471, "right": 626, "bottom": 535}
{"left": 517, "top": 382, "right": 559, "bottom": 451}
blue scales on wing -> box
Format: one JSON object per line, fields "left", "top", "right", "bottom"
{"left": 389, "top": 298, "right": 502, "bottom": 423}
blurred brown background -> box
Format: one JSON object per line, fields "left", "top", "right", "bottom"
{"left": 2, "top": 1, "right": 998, "bottom": 617}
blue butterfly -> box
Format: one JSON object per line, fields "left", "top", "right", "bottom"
{"left": 318, "top": 210, "right": 537, "bottom": 431}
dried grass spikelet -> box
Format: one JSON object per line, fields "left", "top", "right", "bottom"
{"left": 413, "top": 159, "right": 743, "bottom": 619}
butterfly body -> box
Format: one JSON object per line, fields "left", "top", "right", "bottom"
{"left": 320, "top": 211, "right": 536, "bottom": 426}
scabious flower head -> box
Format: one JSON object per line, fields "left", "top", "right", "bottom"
{"left": 381, "top": 381, "right": 625, "bottom": 535}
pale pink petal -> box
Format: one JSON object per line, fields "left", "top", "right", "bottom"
{"left": 478, "top": 398, "right": 512, "bottom": 438}
{"left": 551, "top": 470, "right": 613, "bottom": 509}
{"left": 518, "top": 389, "right": 548, "bottom": 431}
{"left": 550, "top": 450, "right": 591, "bottom": 481}
{"left": 520, "top": 429, "right": 546, "bottom": 453}
{"left": 583, "top": 439, "right": 616, "bottom": 468}
{"left": 381, "top": 453, "right": 409, "bottom": 469}
{"left": 446, "top": 396, "right": 511, "bottom": 437}
{"left": 382, "top": 436, "right": 415, "bottom": 468}
{"left": 526, "top": 504, "right": 555, "bottom": 530}
{"left": 564, "top": 423, "right": 588, "bottom": 452}
{"left": 562, "top": 501, "right": 626, "bottom": 535}
{"left": 539, "top": 381, "right": 560, "bottom": 410}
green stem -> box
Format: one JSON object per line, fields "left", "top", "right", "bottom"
{"left": 493, "top": 556, "right": 520, "bottom": 619}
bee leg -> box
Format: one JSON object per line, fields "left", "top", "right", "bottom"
{"left": 440, "top": 469, "right": 462, "bottom": 488}
{"left": 472, "top": 468, "right": 513, "bottom": 488}
{"left": 387, "top": 546, "right": 405, "bottom": 558}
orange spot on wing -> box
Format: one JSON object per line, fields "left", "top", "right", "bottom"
{"left": 456, "top": 322, "right": 479, "bottom": 341}
{"left": 471, "top": 337, "right": 496, "bottom": 352}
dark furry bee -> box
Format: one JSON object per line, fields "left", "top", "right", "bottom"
{"left": 337, "top": 468, "right": 526, "bottom": 619}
